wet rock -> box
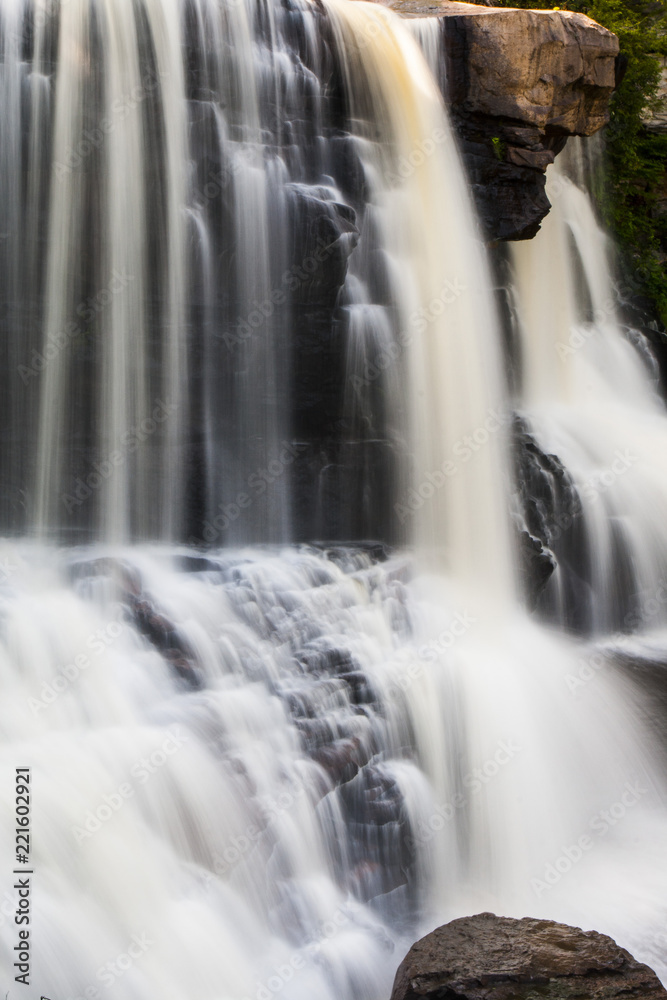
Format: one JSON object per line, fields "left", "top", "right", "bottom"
{"left": 287, "top": 184, "right": 359, "bottom": 310}
{"left": 348, "top": 765, "right": 406, "bottom": 825}
{"left": 312, "top": 541, "right": 392, "bottom": 569}
{"left": 281, "top": 677, "right": 349, "bottom": 720}
{"left": 374, "top": 0, "right": 619, "bottom": 241}
{"left": 125, "top": 594, "right": 204, "bottom": 690}
{"left": 296, "top": 640, "right": 358, "bottom": 676}
{"left": 339, "top": 670, "right": 379, "bottom": 705}
{"left": 514, "top": 416, "right": 642, "bottom": 633}
{"left": 604, "top": 642, "right": 667, "bottom": 749}
{"left": 513, "top": 416, "right": 591, "bottom": 631}
{"left": 173, "top": 553, "right": 225, "bottom": 574}
{"left": 290, "top": 438, "right": 401, "bottom": 545}
{"left": 330, "top": 132, "right": 369, "bottom": 204}
{"left": 311, "top": 735, "right": 370, "bottom": 783}
{"left": 343, "top": 764, "right": 416, "bottom": 904}
{"left": 295, "top": 716, "right": 341, "bottom": 748}
{"left": 517, "top": 527, "right": 556, "bottom": 610}
{"left": 68, "top": 557, "right": 204, "bottom": 689}
{"left": 390, "top": 913, "right": 667, "bottom": 1000}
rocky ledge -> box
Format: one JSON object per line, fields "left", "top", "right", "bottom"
{"left": 376, "top": 0, "right": 620, "bottom": 240}
{"left": 390, "top": 913, "right": 667, "bottom": 1000}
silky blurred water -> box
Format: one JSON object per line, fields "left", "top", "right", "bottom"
{"left": 1, "top": 0, "right": 667, "bottom": 995}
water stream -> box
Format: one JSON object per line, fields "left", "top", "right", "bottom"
{"left": 1, "top": 1, "right": 667, "bottom": 997}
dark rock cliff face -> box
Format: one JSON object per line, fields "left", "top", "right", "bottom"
{"left": 374, "top": 0, "right": 619, "bottom": 241}
{"left": 390, "top": 913, "right": 667, "bottom": 1000}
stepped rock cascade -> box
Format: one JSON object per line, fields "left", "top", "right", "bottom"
{"left": 1, "top": 1, "right": 667, "bottom": 999}
{"left": 2, "top": 540, "right": 667, "bottom": 997}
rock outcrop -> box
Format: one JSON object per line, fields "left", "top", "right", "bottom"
{"left": 375, "top": 0, "right": 620, "bottom": 240}
{"left": 391, "top": 913, "right": 667, "bottom": 1000}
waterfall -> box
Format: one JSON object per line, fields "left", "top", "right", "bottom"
{"left": 1, "top": 0, "right": 667, "bottom": 997}
{"left": 407, "top": 17, "right": 444, "bottom": 89}
{"left": 0, "top": 0, "right": 510, "bottom": 569}
{"left": 324, "top": 0, "right": 514, "bottom": 594}
{"left": 512, "top": 155, "right": 667, "bottom": 634}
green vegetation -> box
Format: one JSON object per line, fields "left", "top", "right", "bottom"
{"left": 496, "top": 0, "right": 667, "bottom": 324}
{"left": 491, "top": 135, "right": 506, "bottom": 160}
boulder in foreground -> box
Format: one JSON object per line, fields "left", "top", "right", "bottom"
{"left": 391, "top": 912, "right": 667, "bottom": 999}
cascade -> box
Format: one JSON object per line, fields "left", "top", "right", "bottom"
{"left": 512, "top": 154, "right": 667, "bottom": 634}
{"left": 0, "top": 1, "right": 667, "bottom": 997}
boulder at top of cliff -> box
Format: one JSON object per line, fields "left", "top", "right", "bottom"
{"left": 390, "top": 913, "right": 667, "bottom": 1000}
{"left": 380, "top": 1, "right": 618, "bottom": 135}
{"left": 367, "top": 0, "right": 619, "bottom": 240}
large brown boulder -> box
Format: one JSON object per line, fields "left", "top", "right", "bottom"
{"left": 386, "top": 1, "right": 618, "bottom": 133}
{"left": 371, "top": 0, "right": 620, "bottom": 240}
{"left": 390, "top": 913, "right": 667, "bottom": 999}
